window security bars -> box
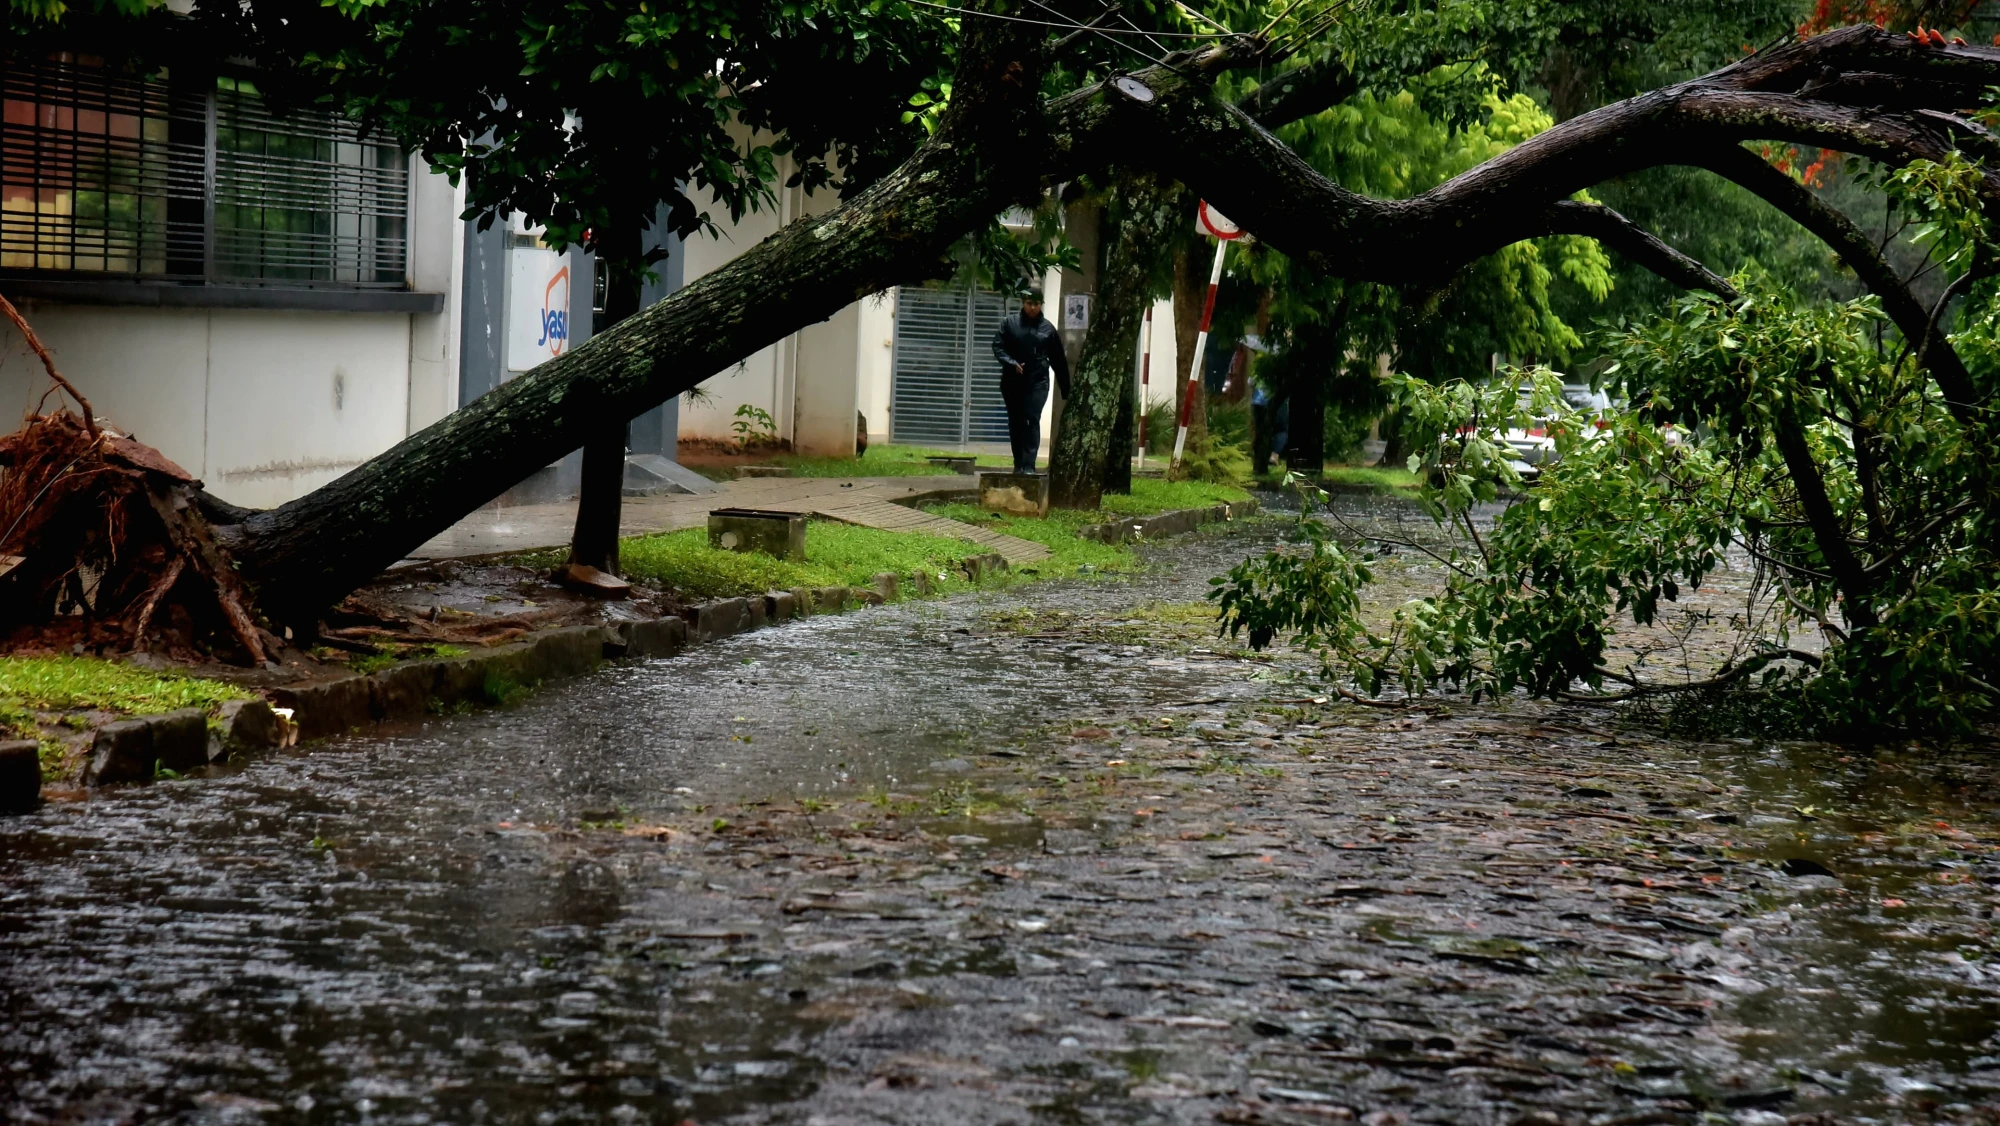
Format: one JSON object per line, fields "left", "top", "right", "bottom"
{"left": 2, "top": 54, "right": 409, "bottom": 287}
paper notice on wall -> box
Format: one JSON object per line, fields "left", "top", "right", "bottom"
{"left": 1063, "top": 293, "right": 1091, "bottom": 331}
{"left": 506, "top": 246, "right": 571, "bottom": 373}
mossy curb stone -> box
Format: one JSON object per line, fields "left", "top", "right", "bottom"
{"left": 1078, "top": 500, "right": 1260, "bottom": 545}
{"left": 0, "top": 740, "right": 40, "bottom": 814}
{"left": 211, "top": 699, "right": 284, "bottom": 761}
{"left": 87, "top": 708, "right": 208, "bottom": 786}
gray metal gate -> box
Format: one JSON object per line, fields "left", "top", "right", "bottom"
{"left": 890, "top": 283, "right": 1011, "bottom": 446}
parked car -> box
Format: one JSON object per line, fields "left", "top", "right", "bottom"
{"left": 1503, "top": 383, "right": 1613, "bottom": 471}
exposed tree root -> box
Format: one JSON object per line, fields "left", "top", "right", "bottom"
{"left": 0, "top": 411, "right": 271, "bottom": 665}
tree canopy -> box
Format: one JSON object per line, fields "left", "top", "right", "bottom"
{"left": 9, "top": 0, "right": 2000, "bottom": 747}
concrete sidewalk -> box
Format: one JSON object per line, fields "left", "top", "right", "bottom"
{"left": 411, "top": 474, "right": 1053, "bottom": 566}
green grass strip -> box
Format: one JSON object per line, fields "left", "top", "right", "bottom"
{"left": 614, "top": 521, "right": 988, "bottom": 600}
{"left": 0, "top": 656, "right": 250, "bottom": 739}
{"left": 526, "top": 476, "right": 1253, "bottom": 601}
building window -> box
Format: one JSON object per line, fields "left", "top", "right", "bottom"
{"left": 2, "top": 54, "right": 409, "bottom": 287}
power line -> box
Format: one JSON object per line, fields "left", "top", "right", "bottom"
{"left": 904, "top": 0, "right": 1244, "bottom": 39}
{"left": 1020, "top": 0, "right": 1173, "bottom": 65}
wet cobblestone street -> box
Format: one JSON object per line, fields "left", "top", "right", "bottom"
{"left": 5, "top": 504, "right": 1999, "bottom": 1125}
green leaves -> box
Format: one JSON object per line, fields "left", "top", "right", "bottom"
{"left": 1223, "top": 236, "right": 1999, "bottom": 734}
{"left": 240, "top": 0, "right": 951, "bottom": 264}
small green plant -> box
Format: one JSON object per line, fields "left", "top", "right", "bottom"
{"left": 152, "top": 759, "right": 183, "bottom": 780}
{"left": 732, "top": 403, "right": 779, "bottom": 448}
{"left": 481, "top": 671, "right": 533, "bottom": 706}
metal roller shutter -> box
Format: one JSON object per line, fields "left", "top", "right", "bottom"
{"left": 890, "top": 282, "right": 1013, "bottom": 447}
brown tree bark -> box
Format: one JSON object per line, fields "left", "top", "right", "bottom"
{"left": 1166, "top": 224, "right": 1210, "bottom": 479}
{"left": 1049, "top": 174, "right": 1172, "bottom": 508}
{"left": 1096, "top": 28, "right": 2000, "bottom": 292}
{"left": 568, "top": 227, "right": 649, "bottom": 574}
{"left": 1692, "top": 143, "right": 1982, "bottom": 418}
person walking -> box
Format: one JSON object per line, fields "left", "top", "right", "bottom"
{"left": 989, "top": 289, "right": 1070, "bottom": 475}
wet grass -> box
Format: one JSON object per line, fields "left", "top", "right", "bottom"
{"left": 0, "top": 656, "right": 249, "bottom": 739}
{"left": 1100, "top": 478, "right": 1252, "bottom": 513}
{"left": 687, "top": 443, "right": 1013, "bottom": 480}
{"left": 932, "top": 478, "right": 1254, "bottom": 579}
{"left": 349, "top": 643, "right": 468, "bottom": 675}
{"left": 1266, "top": 464, "right": 1421, "bottom": 493}
{"left": 773, "top": 444, "right": 1013, "bottom": 478}
{"left": 612, "top": 520, "right": 987, "bottom": 600}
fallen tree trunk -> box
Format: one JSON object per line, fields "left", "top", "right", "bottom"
{"left": 230, "top": 19, "right": 1051, "bottom": 624}
{"left": 215, "top": 23, "right": 2000, "bottom": 625}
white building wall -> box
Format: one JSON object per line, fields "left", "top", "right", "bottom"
{"left": 0, "top": 159, "right": 463, "bottom": 510}
{"left": 676, "top": 150, "right": 897, "bottom": 458}
{"left": 856, "top": 291, "right": 895, "bottom": 447}
{"left": 2, "top": 306, "right": 209, "bottom": 477}
{"left": 1139, "top": 296, "right": 1178, "bottom": 417}
{"left": 406, "top": 165, "right": 463, "bottom": 431}
{"left": 0, "top": 306, "right": 418, "bottom": 509}
{"left": 678, "top": 175, "right": 789, "bottom": 447}
{"left": 200, "top": 311, "right": 414, "bottom": 506}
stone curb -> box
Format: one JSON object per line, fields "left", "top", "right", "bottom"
{"left": 261, "top": 582, "right": 894, "bottom": 753}
{"left": 1, "top": 740, "right": 40, "bottom": 813}
{"left": 1077, "top": 499, "right": 1261, "bottom": 545}
{"left": 960, "top": 553, "right": 1009, "bottom": 582}
{"left": 86, "top": 708, "right": 209, "bottom": 786}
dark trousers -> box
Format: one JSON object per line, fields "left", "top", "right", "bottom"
{"left": 999, "top": 370, "right": 1049, "bottom": 474}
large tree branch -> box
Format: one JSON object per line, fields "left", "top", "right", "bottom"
{"left": 1690, "top": 143, "right": 1983, "bottom": 418}
{"left": 1237, "top": 53, "right": 1360, "bottom": 127}
{"left": 1771, "top": 408, "right": 1877, "bottom": 629}
{"left": 1069, "top": 27, "right": 2000, "bottom": 291}
{"left": 1537, "top": 200, "right": 1739, "bottom": 299}
{"left": 234, "top": 15, "right": 1052, "bottom": 622}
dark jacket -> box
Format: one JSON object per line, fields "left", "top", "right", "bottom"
{"left": 991, "top": 311, "right": 1071, "bottom": 395}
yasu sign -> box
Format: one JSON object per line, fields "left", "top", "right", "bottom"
{"left": 537, "top": 267, "right": 570, "bottom": 354}
{"left": 507, "top": 247, "right": 573, "bottom": 373}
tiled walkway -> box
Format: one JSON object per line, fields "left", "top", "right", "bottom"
{"left": 412, "top": 475, "right": 1051, "bottom": 565}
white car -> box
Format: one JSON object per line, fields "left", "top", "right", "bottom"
{"left": 1503, "top": 384, "right": 1612, "bottom": 472}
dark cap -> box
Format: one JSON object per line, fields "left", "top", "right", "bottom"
{"left": 1023, "top": 288, "right": 1045, "bottom": 304}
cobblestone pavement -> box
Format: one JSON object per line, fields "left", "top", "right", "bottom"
{"left": 3, "top": 510, "right": 1996, "bottom": 1125}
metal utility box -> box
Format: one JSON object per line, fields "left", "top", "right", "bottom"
{"left": 708, "top": 508, "right": 808, "bottom": 560}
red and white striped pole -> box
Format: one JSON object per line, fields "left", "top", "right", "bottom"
{"left": 1136, "top": 304, "right": 1152, "bottom": 466}
{"left": 1172, "top": 202, "right": 1243, "bottom": 468}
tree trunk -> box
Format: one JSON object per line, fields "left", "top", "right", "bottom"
{"left": 1102, "top": 342, "right": 1136, "bottom": 496}
{"left": 1049, "top": 174, "right": 1170, "bottom": 508}
{"left": 1283, "top": 357, "right": 1324, "bottom": 475}
{"left": 229, "top": 18, "right": 1051, "bottom": 624}
{"left": 568, "top": 231, "right": 648, "bottom": 574}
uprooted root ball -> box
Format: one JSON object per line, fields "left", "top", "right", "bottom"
{"left": 0, "top": 411, "right": 271, "bottom": 665}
